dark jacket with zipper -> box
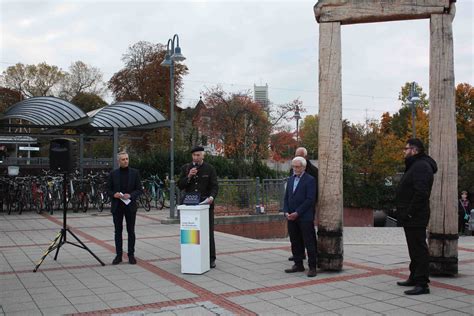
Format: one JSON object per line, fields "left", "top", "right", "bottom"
{"left": 395, "top": 153, "right": 438, "bottom": 227}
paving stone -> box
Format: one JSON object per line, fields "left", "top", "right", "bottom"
{"left": 39, "top": 305, "right": 78, "bottom": 315}
{"left": 313, "top": 299, "right": 352, "bottom": 311}
{"left": 2, "top": 213, "right": 473, "bottom": 316}
{"left": 359, "top": 301, "right": 399, "bottom": 312}
{"left": 379, "top": 307, "right": 425, "bottom": 315}
{"left": 407, "top": 302, "right": 449, "bottom": 314}
{"left": 435, "top": 311, "right": 473, "bottom": 316}
{"left": 333, "top": 305, "right": 380, "bottom": 315}
{"left": 432, "top": 298, "right": 472, "bottom": 309}
{"left": 74, "top": 301, "right": 110, "bottom": 313}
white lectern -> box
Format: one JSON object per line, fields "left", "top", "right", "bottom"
{"left": 178, "top": 204, "right": 210, "bottom": 274}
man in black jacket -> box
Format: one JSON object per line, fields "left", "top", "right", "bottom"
{"left": 178, "top": 146, "right": 219, "bottom": 268}
{"left": 108, "top": 151, "right": 143, "bottom": 265}
{"left": 395, "top": 138, "right": 437, "bottom": 295}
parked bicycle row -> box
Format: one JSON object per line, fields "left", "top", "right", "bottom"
{"left": 0, "top": 170, "right": 111, "bottom": 214}
{"left": 0, "top": 170, "right": 173, "bottom": 215}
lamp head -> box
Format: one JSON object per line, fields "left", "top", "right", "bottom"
{"left": 410, "top": 90, "right": 421, "bottom": 103}
{"left": 293, "top": 110, "right": 301, "bottom": 120}
{"left": 160, "top": 53, "right": 172, "bottom": 67}
{"left": 171, "top": 46, "right": 186, "bottom": 62}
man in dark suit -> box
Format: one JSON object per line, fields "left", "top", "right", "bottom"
{"left": 283, "top": 156, "right": 318, "bottom": 277}
{"left": 395, "top": 138, "right": 437, "bottom": 295}
{"left": 288, "top": 147, "right": 318, "bottom": 262}
{"left": 178, "top": 146, "right": 219, "bottom": 268}
{"left": 108, "top": 151, "right": 143, "bottom": 265}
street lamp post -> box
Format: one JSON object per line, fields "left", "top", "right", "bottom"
{"left": 293, "top": 105, "right": 302, "bottom": 143}
{"left": 408, "top": 81, "right": 420, "bottom": 138}
{"left": 161, "top": 34, "right": 186, "bottom": 219}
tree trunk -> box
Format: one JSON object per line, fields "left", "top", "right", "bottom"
{"left": 428, "top": 8, "right": 458, "bottom": 275}
{"left": 317, "top": 22, "right": 343, "bottom": 271}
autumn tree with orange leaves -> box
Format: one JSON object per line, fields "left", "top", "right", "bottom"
{"left": 202, "top": 87, "right": 271, "bottom": 163}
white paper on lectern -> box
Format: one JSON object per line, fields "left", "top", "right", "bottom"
{"left": 199, "top": 198, "right": 211, "bottom": 205}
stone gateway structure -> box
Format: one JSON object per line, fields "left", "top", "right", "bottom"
{"left": 314, "top": 0, "right": 458, "bottom": 274}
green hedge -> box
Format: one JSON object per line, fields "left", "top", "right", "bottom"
{"left": 131, "top": 150, "right": 283, "bottom": 180}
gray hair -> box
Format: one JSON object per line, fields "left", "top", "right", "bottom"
{"left": 116, "top": 151, "right": 129, "bottom": 160}
{"left": 292, "top": 156, "right": 307, "bottom": 168}
{"left": 295, "top": 147, "right": 308, "bottom": 157}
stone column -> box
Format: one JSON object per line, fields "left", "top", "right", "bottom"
{"left": 317, "top": 22, "right": 343, "bottom": 271}
{"left": 428, "top": 7, "right": 458, "bottom": 275}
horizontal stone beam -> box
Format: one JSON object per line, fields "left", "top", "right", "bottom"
{"left": 314, "top": 0, "right": 454, "bottom": 25}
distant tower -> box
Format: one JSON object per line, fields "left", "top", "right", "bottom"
{"left": 253, "top": 84, "right": 269, "bottom": 107}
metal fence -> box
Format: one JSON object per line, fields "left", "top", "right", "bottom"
{"left": 0, "top": 157, "right": 113, "bottom": 168}
{"left": 214, "top": 177, "right": 287, "bottom": 216}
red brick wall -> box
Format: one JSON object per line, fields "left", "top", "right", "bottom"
{"left": 215, "top": 214, "right": 288, "bottom": 239}
{"left": 215, "top": 221, "right": 288, "bottom": 239}
{"left": 214, "top": 208, "right": 373, "bottom": 240}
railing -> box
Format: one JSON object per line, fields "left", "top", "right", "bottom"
{"left": 213, "top": 177, "right": 287, "bottom": 216}
{"left": 0, "top": 157, "right": 113, "bottom": 167}
{"left": 261, "top": 178, "right": 287, "bottom": 213}
{"left": 1, "top": 172, "right": 287, "bottom": 216}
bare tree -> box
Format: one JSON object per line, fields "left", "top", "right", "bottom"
{"left": 1, "top": 62, "right": 65, "bottom": 97}
{"left": 59, "top": 61, "right": 106, "bottom": 101}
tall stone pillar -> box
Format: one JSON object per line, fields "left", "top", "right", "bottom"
{"left": 317, "top": 22, "right": 343, "bottom": 271}
{"left": 428, "top": 7, "right": 458, "bottom": 275}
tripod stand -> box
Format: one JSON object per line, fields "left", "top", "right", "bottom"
{"left": 34, "top": 172, "right": 105, "bottom": 272}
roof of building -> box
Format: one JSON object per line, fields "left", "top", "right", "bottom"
{"left": 0, "top": 96, "right": 169, "bottom": 131}
{"left": 1, "top": 96, "right": 89, "bottom": 127}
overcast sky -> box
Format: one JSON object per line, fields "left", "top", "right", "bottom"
{"left": 1, "top": 0, "right": 472, "bottom": 126}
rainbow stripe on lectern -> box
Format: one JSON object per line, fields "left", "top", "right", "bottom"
{"left": 181, "top": 229, "right": 200, "bottom": 245}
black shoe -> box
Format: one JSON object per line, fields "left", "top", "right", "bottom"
{"left": 397, "top": 279, "right": 416, "bottom": 287}
{"left": 404, "top": 286, "right": 430, "bottom": 295}
{"left": 288, "top": 255, "right": 306, "bottom": 261}
{"left": 128, "top": 255, "right": 137, "bottom": 264}
{"left": 112, "top": 255, "right": 122, "bottom": 265}
{"left": 210, "top": 261, "right": 216, "bottom": 269}
{"left": 307, "top": 268, "right": 317, "bottom": 277}
{"left": 284, "top": 265, "right": 305, "bottom": 273}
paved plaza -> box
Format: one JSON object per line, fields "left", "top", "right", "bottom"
{"left": 0, "top": 210, "right": 473, "bottom": 316}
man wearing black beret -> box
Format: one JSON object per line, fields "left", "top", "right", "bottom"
{"left": 178, "top": 146, "right": 219, "bottom": 268}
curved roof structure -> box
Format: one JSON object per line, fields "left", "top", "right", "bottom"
{"left": 1, "top": 96, "right": 89, "bottom": 127}
{"left": 90, "top": 101, "right": 168, "bottom": 129}
{"left": 0, "top": 97, "right": 169, "bottom": 131}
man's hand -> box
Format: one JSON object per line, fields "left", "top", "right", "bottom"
{"left": 123, "top": 193, "right": 131, "bottom": 199}
{"left": 188, "top": 167, "right": 198, "bottom": 179}
{"left": 113, "top": 192, "right": 123, "bottom": 199}
{"left": 202, "top": 196, "right": 214, "bottom": 205}
{"left": 287, "top": 212, "right": 299, "bottom": 221}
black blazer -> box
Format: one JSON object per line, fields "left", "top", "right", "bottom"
{"left": 107, "top": 167, "right": 143, "bottom": 213}
{"left": 178, "top": 161, "right": 218, "bottom": 202}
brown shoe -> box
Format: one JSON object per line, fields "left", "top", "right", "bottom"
{"left": 307, "top": 268, "right": 317, "bottom": 277}
{"left": 284, "top": 264, "right": 305, "bottom": 273}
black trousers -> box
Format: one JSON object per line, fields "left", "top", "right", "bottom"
{"left": 404, "top": 227, "right": 430, "bottom": 286}
{"left": 288, "top": 219, "right": 317, "bottom": 268}
{"left": 113, "top": 205, "right": 136, "bottom": 256}
{"left": 210, "top": 204, "right": 216, "bottom": 262}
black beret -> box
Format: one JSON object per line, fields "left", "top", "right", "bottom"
{"left": 190, "top": 146, "right": 205, "bottom": 153}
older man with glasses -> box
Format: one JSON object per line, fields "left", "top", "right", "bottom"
{"left": 283, "top": 156, "right": 318, "bottom": 277}
{"left": 395, "top": 138, "right": 437, "bottom": 295}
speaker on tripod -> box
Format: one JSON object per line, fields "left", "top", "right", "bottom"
{"left": 49, "top": 138, "right": 77, "bottom": 172}
{"left": 33, "top": 138, "right": 104, "bottom": 272}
